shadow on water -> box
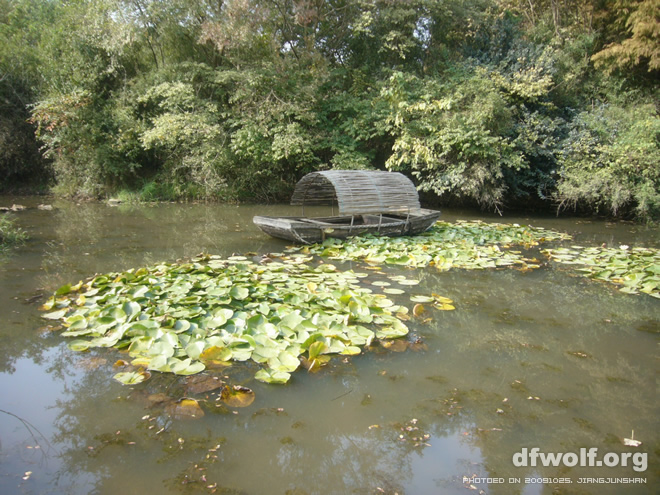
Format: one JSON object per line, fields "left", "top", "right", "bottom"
{"left": 0, "top": 198, "right": 657, "bottom": 494}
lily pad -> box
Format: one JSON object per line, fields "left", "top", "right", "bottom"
{"left": 42, "top": 309, "right": 68, "bottom": 320}
{"left": 255, "top": 368, "right": 291, "bottom": 384}
{"left": 544, "top": 245, "right": 660, "bottom": 298}
{"left": 220, "top": 385, "right": 256, "bottom": 407}
{"left": 300, "top": 354, "right": 331, "bottom": 372}
{"left": 166, "top": 398, "right": 205, "bottom": 419}
{"left": 42, "top": 253, "right": 412, "bottom": 385}
{"left": 44, "top": 221, "right": 569, "bottom": 388}
{"left": 68, "top": 340, "right": 93, "bottom": 352}
{"left": 376, "top": 325, "right": 408, "bottom": 339}
{"left": 113, "top": 370, "right": 150, "bottom": 385}
{"left": 199, "top": 346, "right": 232, "bottom": 367}
{"left": 229, "top": 286, "right": 249, "bottom": 300}
{"left": 412, "top": 304, "right": 427, "bottom": 317}
{"left": 185, "top": 374, "right": 224, "bottom": 394}
{"left": 300, "top": 221, "right": 570, "bottom": 272}
{"left": 410, "top": 295, "right": 434, "bottom": 303}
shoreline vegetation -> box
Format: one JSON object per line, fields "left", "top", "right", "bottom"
{"left": 1, "top": 0, "right": 658, "bottom": 221}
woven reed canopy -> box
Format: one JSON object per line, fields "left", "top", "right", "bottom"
{"left": 290, "top": 170, "right": 421, "bottom": 215}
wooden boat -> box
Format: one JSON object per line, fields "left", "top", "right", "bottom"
{"left": 253, "top": 170, "right": 441, "bottom": 244}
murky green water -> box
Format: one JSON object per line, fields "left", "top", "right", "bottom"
{"left": 1, "top": 197, "right": 658, "bottom": 495}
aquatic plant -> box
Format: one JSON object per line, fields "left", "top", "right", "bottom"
{"left": 0, "top": 214, "right": 28, "bottom": 255}
{"left": 543, "top": 245, "right": 660, "bottom": 298}
{"left": 40, "top": 220, "right": 575, "bottom": 385}
{"left": 41, "top": 253, "right": 416, "bottom": 384}
{"left": 42, "top": 220, "right": 656, "bottom": 389}
{"left": 291, "top": 220, "right": 571, "bottom": 270}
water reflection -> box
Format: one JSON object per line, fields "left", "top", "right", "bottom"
{"left": 0, "top": 199, "right": 657, "bottom": 494}
{"left": 37, "top": 201, "right": 281, "bottom": 283}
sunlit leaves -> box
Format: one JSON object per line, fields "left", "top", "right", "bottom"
{"left": 382, "top": 69, "right": 524, "bottom": 209}
{"left": 220, "top": 385, "right": 255, "bottom": 408}
{"left": 42, "top": 253, "right": 414, "bottom": 385}
{"left": 113, "top": 370, "right": 150, "bottom": 385}
{"left": 544, "top": 245, "right": 660, "bottom": 298}
{"left": 42, "top": 221, "right": 583, "bottom": 390}
{"left": 591, "top": 0, "right": 660, "bottom": 74}
{"left": 555, "top": 100, "right": 660, "bottom": 221}
{"left": 294, "top": 220, "right": 570, "bottom": 271}
{"left": 166, "top": 398, "right": 205, "bottom": 419}
{"left": 254, "top": 368, "right": 291, "bottom": 384}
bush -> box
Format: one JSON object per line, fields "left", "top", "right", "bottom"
{"left": 556, "top": 99, "right": 660, "bottom": 220}
{"left": 383, "top": 69, "right": 525, "bottom": 211}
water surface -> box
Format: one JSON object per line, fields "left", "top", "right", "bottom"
{"left": 0, "top": 198, "right": 657, "bottom": 494}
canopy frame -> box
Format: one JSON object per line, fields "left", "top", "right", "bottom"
{"left": 290, "top": 170, "right": 421, "bottom": 216}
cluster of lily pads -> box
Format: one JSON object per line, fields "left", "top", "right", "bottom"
{"left": 42, "top": 253, "right": 427, "bottom": 384}
{"left": 543, "top": 245, "right": 660, "bottom": 298}
{"left": 41, "top": 219, "right": 656, "bottom": 388}
{"left": 290, "top": 220, "right": 571, "bottom": 270}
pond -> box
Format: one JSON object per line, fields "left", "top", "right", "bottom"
{"left": 0, "top": 197, "right": 658, "bottom": 495}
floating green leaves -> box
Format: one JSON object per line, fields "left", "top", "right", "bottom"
{"left": 543, "top": 245, "right": 660, "bottom": 298}
{"left": 290, "top": 220, "right": 571, "bottom": 271}
{"left": 220, "top": 385, "right": 256, "bottom": 407}
{"left": 114, "top": 370, "right": 151, "bottom": 385}
{"left": 410, "top": 294, "right": 455, "bottom": 311}
{"left": 42, "top": 254, "right": 413, "bottom": 384}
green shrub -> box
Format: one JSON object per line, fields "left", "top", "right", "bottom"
{"left": 383, "top": 69, "right": 525, "bottom": 210}
{"left": 556, "top": 99, "right": 660, "bottom": 220}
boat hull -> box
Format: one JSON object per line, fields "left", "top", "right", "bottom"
{"left": 253, "top": 210, "right": 441, "bottom": 244}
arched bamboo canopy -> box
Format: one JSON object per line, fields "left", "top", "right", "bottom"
{"left": 290, "top": 170, "right": 421, "bottom": 216}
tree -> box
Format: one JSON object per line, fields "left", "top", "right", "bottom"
{"left": 382, "top": 69, "right": 525, "bottom": 211}
{"left": 0, "top": 0, "right": 655, "bottom": 219}
{"left": 591, "top": 0, "right": 660, "bottom": 74}
{"left": 556, "top": 99, "right": 660, "bottom": 220}
{"left": 0, "top": 0, "right": 54, "bottom": 188}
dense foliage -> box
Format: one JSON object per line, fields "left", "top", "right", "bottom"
{"left": 2, "top": 0, "right": 658, "bottom": 219}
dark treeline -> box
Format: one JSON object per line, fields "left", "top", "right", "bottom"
{"left": 0, "top": 0, "right": 658, "bottom": 219}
